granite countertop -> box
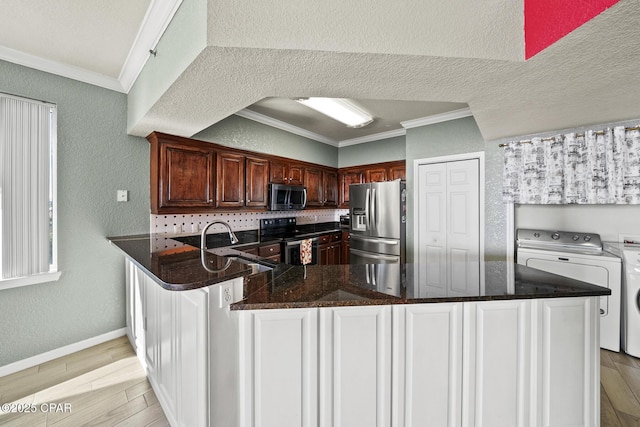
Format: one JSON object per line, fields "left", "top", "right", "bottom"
{"left": 109, "top": 232, "right": 611, "bottom": 309}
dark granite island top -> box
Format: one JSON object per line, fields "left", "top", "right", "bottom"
{"left": 109, "top": 234, "right": 611, "bottom": 310}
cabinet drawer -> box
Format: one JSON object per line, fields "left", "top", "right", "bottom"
{"left": 331, "top": 232, "right": 341, "bottom": 242}
{"left": 259, "top": 243, "right": 281, "bottom": 257}
{"left": 241, "top": 246, "right": 259, "bottom": 256}
{"left": 318, "top": 234, "right": 331, "bottom": 245}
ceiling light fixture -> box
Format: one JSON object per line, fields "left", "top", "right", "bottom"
{"left": 296, "top": 97, "right": 374, "bottom": 128}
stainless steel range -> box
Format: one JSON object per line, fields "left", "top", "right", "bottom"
{"left": 260, "top": 217, "right": 319, "bottom": 265}
{"left": 516, "top": 228, "right": 622, "bottom": 352}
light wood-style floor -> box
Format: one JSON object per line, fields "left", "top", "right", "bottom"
{"left": 0, "top": 336, "right": 168, "bottom": 426}
{"left": 1, "top": 338, "right": 640, "bottom": 426}
{"left": 601, "top": 349, "right": 640, "bottom": 426}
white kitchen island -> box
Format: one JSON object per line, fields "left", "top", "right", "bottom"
{"left": 112, "top": 236, "right": 607, "bottom": 427}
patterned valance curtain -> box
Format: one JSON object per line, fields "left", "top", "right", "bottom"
{"left": 502, "top": 126, "right": 640, "bottom": 204}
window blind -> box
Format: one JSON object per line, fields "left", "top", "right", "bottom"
{"left": 0, "top": 94, "right": 56, "bottom": 280}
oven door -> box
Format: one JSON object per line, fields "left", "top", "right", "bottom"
{"left": 284, "top": 238, "right": 318, "bottom": 265}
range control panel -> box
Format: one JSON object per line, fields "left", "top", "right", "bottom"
{"left": 516, "top": 229, "right": 603, "bottom": 254}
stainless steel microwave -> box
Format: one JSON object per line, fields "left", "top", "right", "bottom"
{"left": 268, "top": 183, "right": 307, "bottom": 210}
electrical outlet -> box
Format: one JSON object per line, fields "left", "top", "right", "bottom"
{"left": 117, "top": 190, "right": 128, "bottom": 202}
{"left": 219, "top": 283, "right": 234, "bottom": 308}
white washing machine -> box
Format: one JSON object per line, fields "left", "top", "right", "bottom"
{"left": 516, "top": 229, "right": 622, "bottom": 352}
{"left": 604, "top": 240, "right": 640, "bottom": 358}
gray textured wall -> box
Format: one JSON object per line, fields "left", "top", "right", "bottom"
{"left": 0, "top": 60, "right": 150, "bottom": 366}
{"left": 338, "top": 135, "right": 406, "bottom": 168}
{"left": 405, "top": 116, "right": 506, "bottom": 263}
{"left": 194, "top": 115, "right": 339, "bottom": 167}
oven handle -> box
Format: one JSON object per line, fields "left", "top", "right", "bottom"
{"left": 285, "top": 237, "right": 319, "bottom": 246}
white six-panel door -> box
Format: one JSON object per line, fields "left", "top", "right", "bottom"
{"left": 417, "top": 157, "right": 481, "bottom": 297}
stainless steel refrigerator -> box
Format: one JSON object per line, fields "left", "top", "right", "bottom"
{"left": 349, "top": 180, "right": 406, "bottom": 292}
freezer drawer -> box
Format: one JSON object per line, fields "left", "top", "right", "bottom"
{"left": 350, "top": 248, "right": 403, "bottom": 294}
{"left": 350, "top": 234, "right": 401, "bottom": 256}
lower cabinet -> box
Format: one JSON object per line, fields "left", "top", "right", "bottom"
{"left": 394, "top": 298, "right": 599, "bottom": 427}
{"left": 127, "top": 258, "right": 600, "bottom": 427}
{"left": 239, "top": 308, "right": 319, "bottom": 427}
{"left": 319, "top": 305, "right": 392, "bottom": 427}
{"left": 126, "top": 260, "right": 209, "bottom": 427}
{"left": 392, "top": 303, "right": 463, "bottom": 427}
{"left": 239, "top": 305, "right": 392, "bottom": 427}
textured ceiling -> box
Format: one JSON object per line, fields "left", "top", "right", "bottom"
{"left": 0, "top": 0, "right": 151, "bottom": 78}
{"left": 1, "top": 0, "right": 638, "bottom": 143}
{"left": 128, "top": 0, "right": 640, "bottom": 142}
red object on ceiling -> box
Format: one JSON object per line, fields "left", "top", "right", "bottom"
{"left": 525, "top": 0, "right": 619, "bottom": 59}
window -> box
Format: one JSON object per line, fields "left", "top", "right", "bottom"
{"left": 0, "top": 93, "right": 60, "bottom": 290}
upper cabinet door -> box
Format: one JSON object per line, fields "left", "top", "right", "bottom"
{"left": 324, "top": 169, "right": 339, "bottom": 207}
{"left": 388, "top": 164, "right": 406, "bottom": 181}
{"left": 216, "top": 151, "right": 245, "bottom": 208}
{"left": 339, "top": 170, "right": 364, "bottom": 207}
{"left": 269, "top": 160, "right": 305, "bottom": 185}
{"left": 156, "top": 140, "right": 216, "bottom": 212}
{"left": 304, "top": 167, "right": 324, "bottom": 207}
{"left": 288, "top": 164, "right": 305, "bottom": 185}
{"left": 246, "top": 156, "right": 269, "bottom": 208}
{"left": 269, "top": 160, "right": 288, "bottom": 184}
{"left": 366, "top": 167, "right": 388, "bottom": 183}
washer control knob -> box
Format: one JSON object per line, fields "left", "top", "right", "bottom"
{"left": 584, "top": 235, "right": 591, "bottom": 241}
{"left": 552, "top": 232, "right": 561, "bottom": 240}
{"left": 534, "top": 232, "right": 540, "bottom": 238}
{"left": 572, "top": 235, "right": 580, "bottom": 241}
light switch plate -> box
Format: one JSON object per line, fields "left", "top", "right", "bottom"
{"left": 117, "top": 190, "right": 128, "bottom": 202}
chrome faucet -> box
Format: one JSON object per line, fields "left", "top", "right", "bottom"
{"left": 201, "top": 220, "right": 239, "bottom": 250}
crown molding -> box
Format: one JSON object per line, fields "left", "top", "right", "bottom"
{"left": 235, "top": 109, "right": 339, "bottom": 146}
{"left": 119, "top": 0, "right": 183, "bottom": 92}
{"left": 401, "top": 107, "right": 472, "bottom": 129}
{"left": 338, "top": 128, "right": 406, "bottom": 147}
{"left": 0, "top": 45, "right": 125, "bottom": 92}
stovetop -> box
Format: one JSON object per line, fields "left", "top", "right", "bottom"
{"left": 516, "top": 228, "right": 603, "bottom": 254}
{"left": 260, "top": 218, "right": 340, "bottom": 241}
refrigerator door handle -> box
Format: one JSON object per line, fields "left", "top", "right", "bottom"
{"left": 350, "top": 235, "right": 399, "bottom": 246}
{"left": 350, "top": 248, "right": 400, "bottom": 262}
{"left": 365, "top": 263, "right": 371, "bottom": 284}
{"left": 365, "top": 188, "right": 371, "bottom": 230}
{"left": 371, "top": 187, "right": 377, "bottom": 233}
{"left": 372, "top": 264, "right": 377, "bottom": 286}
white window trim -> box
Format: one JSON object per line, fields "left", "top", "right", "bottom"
{"left": 0, "top": 271, "right": 62, "bottom": 291}
{"left": 0, "top": 93, "right": 59, "bottom": 290}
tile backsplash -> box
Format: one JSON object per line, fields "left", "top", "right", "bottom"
{"left": 151, "top": 209, "right": 349, "bottom": 236}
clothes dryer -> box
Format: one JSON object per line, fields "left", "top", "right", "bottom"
{"left": 517, "top": 229, "right": 622, "bottom": 352}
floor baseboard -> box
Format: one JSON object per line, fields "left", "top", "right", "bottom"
{"left": 0, "top": 328, "right": 127, "bottom": 377}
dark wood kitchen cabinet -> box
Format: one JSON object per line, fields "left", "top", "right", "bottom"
{"left": 388, "top": 163, "right": 406, "bottom": 180}
{"left": 270, "top": 160, "right": 304, "bottom": 185}
{"left": 216, "top": 151, "right": 245, "bottom": 208}
{"left": 149, "top": 133, "right": 216, "bottom": 213}
{"left": 245, "top": 156, "right": 269, "bottom": 208}
{"left": 339, "top": 160, "right": 405, "bottom": 208}
{"left": 341, "top": 231, "right": 350, "bottom": 264}
{"left": 306, "top": 167, "right": 339, "bottom": 207}
{"left": 149, "top": 131, "right": 391, "bottom": 213}
{"left": 365, "top": 166, "right": 388, "bottom": 183}
{"left": 339, "top": 169, "right": 364, "bottom": 207}
{"left": 304, "top": 167, "right": 324, "bottom": 207}
{"left": 323, "top": 169, "right": 339, "bottom": 207}
{"left": 319, "top": 232, "right": 342, "bottom": 265}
